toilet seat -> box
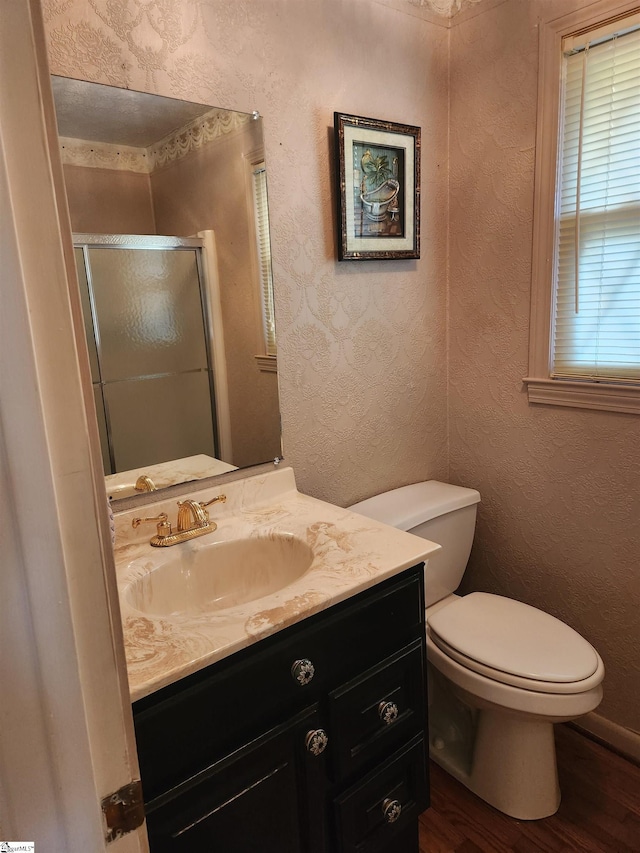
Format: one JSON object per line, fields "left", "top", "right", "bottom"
{"left": 428, "top": 592, "right": 602, "bottom": 694}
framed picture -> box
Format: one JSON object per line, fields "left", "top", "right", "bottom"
{"left": 334, "top": 112, "right": 421, "bottom": 261}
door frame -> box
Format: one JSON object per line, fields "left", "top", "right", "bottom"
{"left": 0, "top": 1, "right": 148, "bottom": 849}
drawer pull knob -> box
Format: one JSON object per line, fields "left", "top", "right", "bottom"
{"left": 382, "top": 798, "right": 402, "bottom": 824}
{"left": 305, "top": 729, "right": 329, "bottom": 756}
{"left": 378, "top": 700, "right": 399, "bottom": 725}
{"left": 291, "top": 659, "right": 315, "bottom": 686}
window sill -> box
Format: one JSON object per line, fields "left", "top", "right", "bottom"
{"left": 255, "top": 354, "right": 277, "bottom": 373}
{"left": 523, "top": 377, "right": 640, "bottom": 415}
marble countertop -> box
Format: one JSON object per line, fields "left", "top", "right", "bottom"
{"left": 106, "top": 454, "right": 237, "bottom": 500}
{"left": 113, "top": 466, "right": 440, "bottom": 702}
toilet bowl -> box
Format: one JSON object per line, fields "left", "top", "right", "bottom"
{"left": 349, "top": 482, "right": 604, "bottom": 820}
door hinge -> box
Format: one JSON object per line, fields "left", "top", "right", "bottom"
{"left": 102, "top": 780, "right": 145, "bottom": 843}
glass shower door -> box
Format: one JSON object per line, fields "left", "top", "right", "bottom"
{"left": 75, "top": 237, "right": 217, "bottom": 475}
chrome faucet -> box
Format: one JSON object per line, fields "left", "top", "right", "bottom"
{"left": 132, "top": 494, "right": 227, "bottom": 547}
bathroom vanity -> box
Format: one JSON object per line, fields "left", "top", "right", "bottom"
{"left": 114, "top": 467, "right": 439, "bottom": 852}
{"left": 134, "top": 565, "right": 428, "bottom": 852}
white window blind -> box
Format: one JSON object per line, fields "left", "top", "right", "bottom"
{"left": 252, "top": 162, "right": 277, "bottom": 357}
{"left": 553, "top": 24, "right": 640, "bottom": 382}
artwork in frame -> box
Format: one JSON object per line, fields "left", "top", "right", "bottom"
{"left": 334, "top": 112, "right": 421, "bottom": 261}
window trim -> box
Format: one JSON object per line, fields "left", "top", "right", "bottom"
{"left": 525, "top": 0, "right": 640, "bottom": 415}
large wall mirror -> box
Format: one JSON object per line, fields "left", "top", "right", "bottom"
{"left": 51, "top": 76, "right": 282, "bottom": 503}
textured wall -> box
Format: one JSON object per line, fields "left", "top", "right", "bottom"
{"left": 44, "top": 0, "right": 450, "bottom": 507}
{"left": 449, "top": 0, "right": 640, "bottom": 732}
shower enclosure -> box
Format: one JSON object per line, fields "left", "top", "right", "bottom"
{"left": 74, "top": 234, "right": 219, "bottom": 475}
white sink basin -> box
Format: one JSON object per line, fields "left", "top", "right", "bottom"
{"left": 124, "top": 533, "right": 314, "bottom": 617}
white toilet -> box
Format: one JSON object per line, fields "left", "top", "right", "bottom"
{"left": 349, "top": 481, "right": 604, "bottom": 820}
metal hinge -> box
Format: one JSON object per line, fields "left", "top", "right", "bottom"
{"left": 102, "top": 780, "right": 145, "bottom": 843}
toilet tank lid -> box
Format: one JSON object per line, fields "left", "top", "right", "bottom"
{"left": 348, "top": 481, "right": 480, "bottom": 532}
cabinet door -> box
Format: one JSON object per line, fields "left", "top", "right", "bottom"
{"left": 145, "top": 706, "right": 328, "bottom": 853}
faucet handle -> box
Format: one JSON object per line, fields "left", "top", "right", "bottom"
{"left": 132, "top": 513, "right": 172, "bottom": 538}
{"left": 199, "top": 494, "right": 227, "bottom": 509}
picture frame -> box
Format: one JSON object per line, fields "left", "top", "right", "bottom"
{"left": 334, "top": 112, "right": 421, "bottom": 261}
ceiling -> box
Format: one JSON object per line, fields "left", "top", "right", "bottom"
{"left": 51, "top": 76, "right": 214, "bottom": 147}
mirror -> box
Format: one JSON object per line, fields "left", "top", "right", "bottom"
{"left": 51, "top": 76, "right": 282, "bottom": 503}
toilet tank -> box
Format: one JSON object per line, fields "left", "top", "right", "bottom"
{"left": 348, "top": 481, "right": 481, "bottom": 607}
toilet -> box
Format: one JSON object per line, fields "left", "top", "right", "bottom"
{"left": 349, "top": 481, "right": 604, "bottom": 820}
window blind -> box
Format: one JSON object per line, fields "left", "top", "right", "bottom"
{"left": 553, "top": 24, "right": 640, "bottom": 382}
{"left": 252, "top": 162, "right": 277, "bottom": 357}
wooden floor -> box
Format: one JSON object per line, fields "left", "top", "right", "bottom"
{"left": 418, "top": 725, "right": 640, "bottom": 852}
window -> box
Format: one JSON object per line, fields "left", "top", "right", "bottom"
{"left": 526, "top": 3, "right": 640, "bottom": 414}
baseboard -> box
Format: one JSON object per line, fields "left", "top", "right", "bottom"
{"left": 569, "top": 712, "right": 640, "bottom": 765}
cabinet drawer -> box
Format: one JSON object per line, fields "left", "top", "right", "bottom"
{"left": 329, "top": 639, "right": 426, "bottom": 780}
{"left": 333, "top": 735, "right": 429, "bottom": 853}
{"left": 134, "top": 567, "right": 424, "bottom": 801}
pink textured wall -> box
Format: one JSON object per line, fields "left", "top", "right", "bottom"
{"left": 43, "top": 0, "right": 450, "bottom": 508}
{"left": 449, "top": 0, "right": 640, "bottom": 733}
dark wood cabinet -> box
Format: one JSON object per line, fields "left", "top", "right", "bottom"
{"left": 141, "top": 705, "right": 326, "bottom": 853}
{"left": 133, "top": 565, "right": 429, "bottom": 852}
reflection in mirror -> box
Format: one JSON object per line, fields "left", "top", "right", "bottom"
{"left": 51, "top": 76, "right": 281, "bottom": 502}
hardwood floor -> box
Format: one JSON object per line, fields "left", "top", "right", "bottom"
{"left": 418, "top": 725, "right": 640, "bottom": 852}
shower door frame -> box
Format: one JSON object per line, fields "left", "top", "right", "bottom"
{"left": 74, "top": 232, "right": 223, "bottom": 474}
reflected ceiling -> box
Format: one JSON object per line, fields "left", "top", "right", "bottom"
{"left": 51, "top": 76, "right": 213, "bottom": 147}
